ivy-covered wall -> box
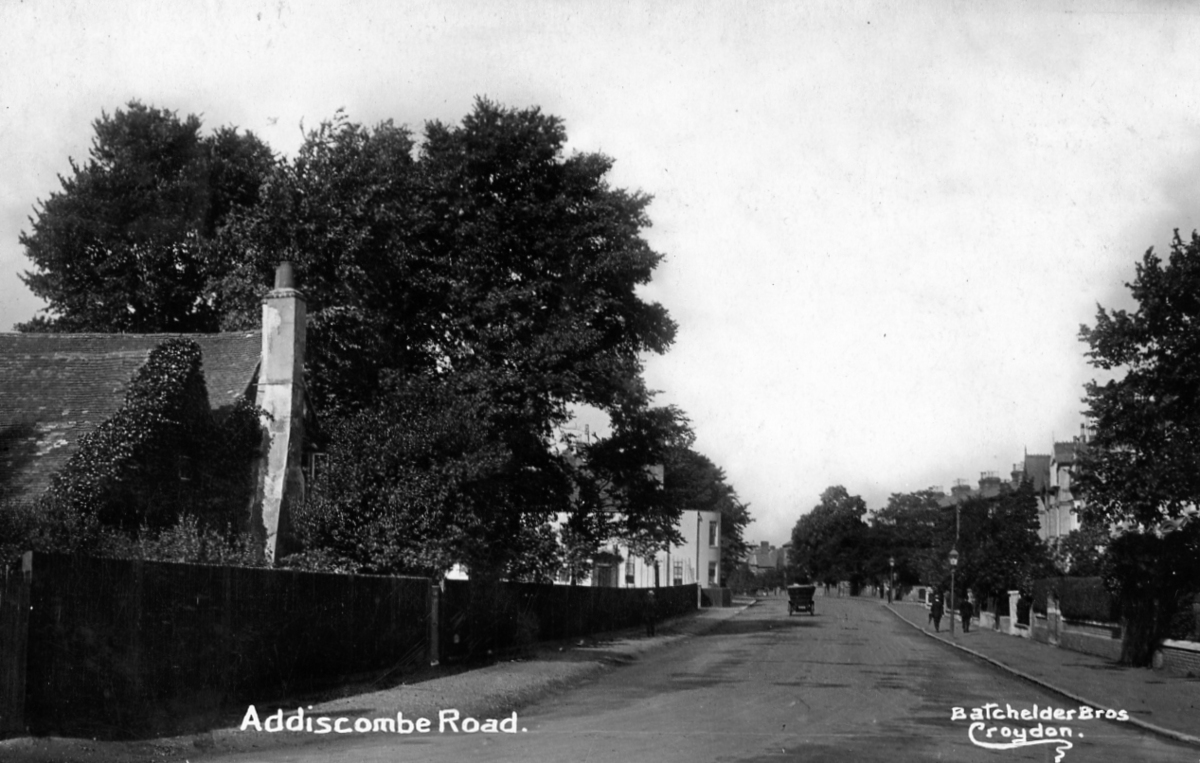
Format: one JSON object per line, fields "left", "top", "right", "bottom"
{"left": 2, "top": 338, "right": 265, "bottom": 565}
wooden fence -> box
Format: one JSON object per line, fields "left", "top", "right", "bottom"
{"left": 0, "top": 552, "right": 701, "bottom": 740}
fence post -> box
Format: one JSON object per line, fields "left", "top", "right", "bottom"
{"left": 1007, "top": 590, "right": 1020, "bottom": 636}
{"left": 0, "top": 552, "right": 32, "bottom": 738}
{"left": 1046, "top": 589, "right": 1061, "bottom": 646}
{"left": 429, "top": 582, "right": 440, "bottom": 667}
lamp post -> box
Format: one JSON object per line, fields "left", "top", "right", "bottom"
{"left": 949, "top": 547, "right": 959, "bottom": 636}
{"left": 888, "top": 556, "right": 895, "bottom": 603}
{"left": 696, "top": 511, "right": 702, "bottom": 609}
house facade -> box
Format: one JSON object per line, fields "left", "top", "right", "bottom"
{"left": 562, "top": 509, "right": 724, "bottom": 589}
{"left": 1045, "top": 440, "right": 1083, "bottom": 541}
{"left": 0, "top": 263, "right": 308, "bottom": 564}
{"left": 744, "top": 540, "right": 786, "bottom": 574}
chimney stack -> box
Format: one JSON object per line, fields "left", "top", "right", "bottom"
{"left": 255, "top": 262, "right": 307, "bottom": 564}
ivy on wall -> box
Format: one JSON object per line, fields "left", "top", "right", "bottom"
{"left": 2, "top": 338, "right": 266, "bottom": 565}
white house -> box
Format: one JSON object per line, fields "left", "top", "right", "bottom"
{"left": 566, "top": 509, "right": 723, "bottom": 589}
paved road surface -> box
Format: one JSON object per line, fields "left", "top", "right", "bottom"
{"left": 201, "top": 596, "right": 1195, "bottom": 763}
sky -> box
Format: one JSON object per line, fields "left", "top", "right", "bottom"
{"left": 4, "top": 0, "right": 1200, "bottom": 547}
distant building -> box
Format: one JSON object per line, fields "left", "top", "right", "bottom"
{"left": 1046, "top": 439, "right": 1085, "bottom": 540}
{"left": 1014, "top": 428, "right": 1088, "bottom": 544}
{"left": 936, "top": 471, "right": 1012, "bottom": 509}
{"left": 744, "top": 540, "right": 786, "bottom": 573}
{"left": 444, "top": 457, "right": 723, "bottom": 590}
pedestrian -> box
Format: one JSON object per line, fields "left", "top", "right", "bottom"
{"left": 929, "top": 591, "right": 944, "bottom": 633}
{"left": 643, "top": 590, "right": 658, "bottom": 637}
{"left": 960, "top": 597, "right": 973, "bottom": 633}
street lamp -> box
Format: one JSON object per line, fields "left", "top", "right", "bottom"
{"left": 696, "top": 511, "right": 702, "bottom": 609}
{"left": 888, "top": 556, "right": 895, "bottom": 603}
{"left": 949, "top": 547, "right": 959, "bottom": 636}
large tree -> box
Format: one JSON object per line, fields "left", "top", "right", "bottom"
{"left": 957, "top": 483, "right": 1051, "bottom": 606}
{"left": 1078, "top": 229, "right": 1200, "bottom": 665}
{"left": 790, "top": 486, "right": 869, "bottom": 587}
{"left": 870, "top": 489, "right": 946, "bottom": 588}
{"left": 242, "top": 101, "right": 679, "bottom": 575}
{"left": 18, "top": 101, "right": 274, "bottom": 333}
{"left": 286, "top": 371, "right": 572, "bottom": 577}
{"left": 18, "top": 98, "right": 686, "bottom": 579}
{"left": 212, "top": 100, "right": 676, "bottom": 422}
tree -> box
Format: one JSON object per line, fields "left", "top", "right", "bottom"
{"left": 18, "top": 102, "right": 273, "bottom": 333}
{"left": 657, "top": 443, "right": 751, "bottom": 584}
{"left": 581, "top": 403, "right": 694, "bottom": 568}
{"left": 288, "top": 371, "right": 574, "bottom": 576}
{"left": 790, "top": 486, "right": 869, "bottom": 587}
{"left": 1051, "top": 522, "right": 1108, "bottom": 577}
{"left": 1078, "top": 229, "right": 1200, "bottom": 664}
{"left": 19, "top": 99, "right": 683, "bottom": 579}
{"left": 870, "top": 489, "right": 945, "bottom": 588}
{"left": 213, "top": 100, "right": 676, "bottom": 423}
{"left": 957, "top": 483, "right": 1052, "bottom": 607}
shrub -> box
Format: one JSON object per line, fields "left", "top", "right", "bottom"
{"left": 1058, "top": 576, "right": 1118, "bottom": 623}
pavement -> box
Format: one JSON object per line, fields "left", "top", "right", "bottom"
{"left": 885, "top": 599, "right": 1200, "bottom": 747}
{"left": 0, "top": 598, "right": 755, "bottom": 763}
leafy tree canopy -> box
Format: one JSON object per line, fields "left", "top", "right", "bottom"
{"left": 790, "top": 486, "right": 869, "bottom": 585}
{"left": 955, "top": 482, "right": 1051, "bottom": 603}
{"left": 287, "top": 371, "right": 564, "bottom": 576}
{"left": 213, "top": 99, "right": 676, "bottom": 423}
{"left": 660, "top": 442, "right": 752, "bottom": 583}
{"left": 870, "top": 489, "right": 945, "bottom": 586}
{"left": 16, "top": 98, "right": 712, "bottom": 580}
{"left": 1078, "top": 229, "right": 1200, "bottom": 664}
{"left": 19, "top": 101, "right": 273, "bottom": 333}
{"left": 1078, "top": 230, "right": 1200, "bottom": 528}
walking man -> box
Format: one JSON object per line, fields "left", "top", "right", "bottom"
{"left": 643, "top": 590, "right": 658, "bottom": 637}
{"left": 960, "top": 596, "right": 973, "bottom": 633}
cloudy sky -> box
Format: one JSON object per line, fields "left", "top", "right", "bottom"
{"left": 3, "top": 1, "right": 1199, "bottom": 545}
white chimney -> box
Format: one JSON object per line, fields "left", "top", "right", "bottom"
{"left": 255, "top": 262, "right": 307, "bottom": 564}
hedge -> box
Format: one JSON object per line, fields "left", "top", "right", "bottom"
{"left": 1063, "top": 577, "right": 1118, "bottom": 623}
{"left": 1033, "top": 576, "right": 1120, "bottom": 623}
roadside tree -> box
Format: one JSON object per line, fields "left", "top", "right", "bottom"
{"left": 789, "top": 486, "right": 869, "bottom": 588}
{"left": 1078, "top": 229, "right": 1200, "bottom": 664}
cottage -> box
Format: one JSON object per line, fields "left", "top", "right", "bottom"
{"left": 0, "top": 263, "right": 308, "bottom": 563}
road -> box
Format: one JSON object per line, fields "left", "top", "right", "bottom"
{"left": 202, "top": 595, "right": 1195, "bottom": 763}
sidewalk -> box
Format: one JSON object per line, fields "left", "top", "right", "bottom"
{"left": 886, "top": 600, "right": 1200, "bottom": 746}
{"left": 0, "top": 599, "right": 754, "bottom": 763}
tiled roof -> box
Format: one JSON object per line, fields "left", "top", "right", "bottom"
{"left": 1024, "top": 454, "right": 1052, "bottom": 493}
{"left": 0, "top": 332, "right": 260, "bottom": 503}
{"left": 1054, "top": 441, "right": 1081, "bottom": 465}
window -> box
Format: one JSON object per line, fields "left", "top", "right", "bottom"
{"left": 708, "top": 520, "right": 718, "bottom": 547}
{"left": 673, "top": 561, "right": 683, "bottom": 586}
{"left": 625, "top": 559, "right": 635, "bottom": 585}
{"left": 708, "top": 561, "right": 718, "bottom": 586}
{"left": 304, "top": 452, "right": 328, "bottom": 485}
